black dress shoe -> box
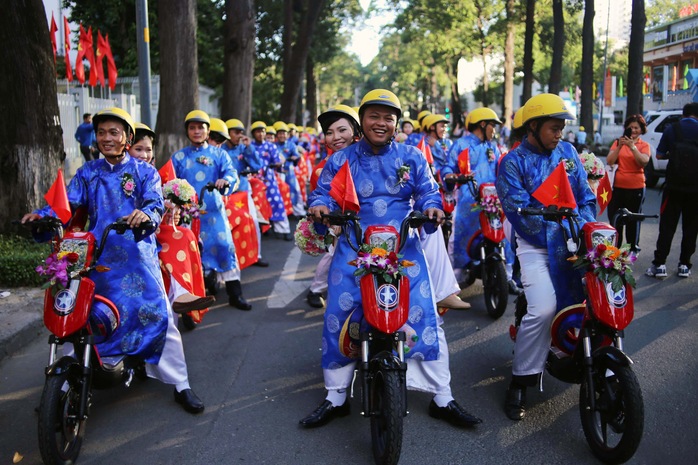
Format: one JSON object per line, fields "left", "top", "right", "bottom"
{"left": 229, "top": 295, "right": 252, "bottom": 311}
{"left": 174, "top": 388, "right": 205, "bottom": 414}
{"left": 254, "top": 258, "right": 269, "bottom": 267}
{"left": 307, "top": 291, "right": 325, "bottom": 308}
{"left": 299, "top": 400, "right": 350, "bottom": 428}
{"left": 283, "top": 233, "right": 293, "bottom": 241}
{"left": 504, "top": 386, "right": 526, "bottom": 421}
{"left": 428, "top": 400, "right": 482, "bottom": 427}
{"left": 172, "top": 296, "right": 216, "bottom": 314}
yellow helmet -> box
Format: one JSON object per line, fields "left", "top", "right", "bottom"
{"left": 287, "top": 123, "right": 298, "bottom": 131}
{"left": 184, "top": 110, "right": 211, "bottom": 129}
{"left": 134, "top": 122, "right": 156, "bottom": 140}
{"left": 318, "top": 104, "right": 360, "bottom": 132}
{"left": 209, "top": 118, "right": 230, "bottom": 140}
{"left": 417, "top": 110, "right": 432, "bottom": 124}
{"left": 359, "top": 89, "right": 402, "bottom": 118}
{"left": 512, "top": 108, "right": 524, "bottom": 130}
{"left": 250, "top": 121, "right": 267, "bottom": 132}
{"left": 93, "top": 107, "right": 136, "bottom": 138}
{"left": 466, "top": 107, "right": 502, "bottom": 127}
{"left": 225, "top": 118, "right": 245, "bottom": 131}
{"left": 579, "top": 126, "right": 585, "bottom": 131}
{"left": 265, "top": 126, "right": 276, "bottom": 135}
{"left": 422, "top": 114, "right": 448, "bottom": 132}
{"left": 401, "top": 118, "right": 415, "bottom": 130}
{"left": 273, "top": 121, "right": 289, "bottom": 133}
{"left": 521, "top": 93, "right": 575, "bottom": 126}
{"left": 306, "top": 127, "right": 316, "bottom": 135}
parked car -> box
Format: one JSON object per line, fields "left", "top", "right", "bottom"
{"left": 643, "top": 110, "right": 682, "bottom": 187}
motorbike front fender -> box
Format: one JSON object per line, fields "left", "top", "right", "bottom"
{"left": 45, "top": 355, "right": 81, "bottom": 377}
{"left": 484, "top": 250, "right": 503, "bottom": 265}
{"left": 369, "top": 351, "right": 406, "bottom": 372}
{"left": 592, "top": 345, "right": 633, "bottom": 367}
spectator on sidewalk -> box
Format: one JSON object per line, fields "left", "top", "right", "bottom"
{"left": 75, "top": 113, "right": 97, "bottom": 162}
{"left": 646, "top": 102, "right": 698, "bottom": 279}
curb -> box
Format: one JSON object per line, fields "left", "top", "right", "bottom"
{"left": 0, "top": 288, "right": 46, "bottom": 364}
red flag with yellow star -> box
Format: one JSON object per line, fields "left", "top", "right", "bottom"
{"left": 532, "top": 161, "right": 577, "bottom": 209}
{"left": 49, "top": 14, "right": 58, "bottom": 63}
{"left": 457, "top": 148, "right": 471, "bottom": 175}
{"left": 158, "top": 159, "right": 176, "bottom": 184}
{"left": 75, "top": 24, "right": 87, "bottom": 84}
{"left": 329, "top": 161, "right": 360, "bottom": 213}
{"left": 63, "top": 17, "right": 73, "bottom": 82}
{"left": 95, "top": 30, "right": 107, "bottom": 87}
{"left": 596, "top": 172, "right": 612, "bottom": 215}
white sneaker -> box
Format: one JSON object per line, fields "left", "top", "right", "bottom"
{"left": 646, "top": 264, "right": 668, "bottom": 278}
{"left": 678, "top": 264, "right": 691, "bottom": 278}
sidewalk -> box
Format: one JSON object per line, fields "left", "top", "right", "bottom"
{"left": 0, "top": 287, "right": 45, "bottom": 363}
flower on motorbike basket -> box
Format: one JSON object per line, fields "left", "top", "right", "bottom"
{"left": 121, "top": 173, "right": 135, "bottom": 197}
{"left": 349, "top": 243, "right": 415, "bottom": 283}
{"left": 196, "top": 155, "right": 212, "bottom": 166}
{"left": 36, "top": 251, "right": 81, "bottom": 294}
{"left": 578, "top": 152, "right": 605, "bottom": 180}
{"left": 294, "top": 217, "right": 332, "bottom": 256}
{"left": 395, "top": 164, "right": 411, "bottom": 188}
{"left": 572, "top": 240, "right": 637, "bottom": 292}
{"left": 471, "top": 194, "right": 502, "bottom": 220}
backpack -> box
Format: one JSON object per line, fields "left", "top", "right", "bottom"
{"left": 665, "top": 121, "right": 698, "bottom": 192}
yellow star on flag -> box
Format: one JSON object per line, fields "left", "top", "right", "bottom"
{"left": 599, "top": 188, "right": 609, "bottom": 204}
{"left": 235, "top": 201, "right": 244, "bottom": 209}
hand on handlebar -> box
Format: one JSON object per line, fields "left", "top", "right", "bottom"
{"left": 214, "top": 179, "right": 230, "bottom": 192}
{"left": 424, "top": 207, "right": 444, "bottom": 225}
{"left": 21, "top": 213, "right": 42, "bottom": 224}
{"left": 123, "top": 209, "right": 152, "bottom": 228}
{"left": 308, "top": 205, "right": 330, "bottom": 226}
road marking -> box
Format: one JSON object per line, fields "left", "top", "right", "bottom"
{"left": 267, "top": 247, "right": 312, "bottom": 308}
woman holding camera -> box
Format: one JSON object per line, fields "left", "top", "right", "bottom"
{"left": 606, "top": 114, "right": 651, "bottom": 255}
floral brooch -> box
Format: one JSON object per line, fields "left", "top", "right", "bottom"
{"left": 196, "top": 155, "right": 212, "bottom": 166}
{"left": 395, "top": 164, "right": 411, "bottom": 188}
{"left": 121, "top": 173, "right": 135, "bottom": 197}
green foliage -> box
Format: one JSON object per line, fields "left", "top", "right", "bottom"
{"left": 646, "top": 0, "right": 695, "bottom": 28}
{"left": 0, "top": 235, "right": 52, "bottom": 288}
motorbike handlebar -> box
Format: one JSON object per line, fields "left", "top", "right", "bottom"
{"left": 611, "top": 208, "right": 658, "bottom": 229}
{"left": 443, "top": 174, "right": 475, "bottom": 188}
{"left": 198, "top": 182, "right": 227, "bottom": 206}
{"left": 518, "top": 205, "right": 578, "bottom": 218}
{"left": 15, "top": 216, "right": 64, "bottom": 237}
{"left": 95, "top": 218, "right": 156, "bottom": 263}
{"left": 238, "top": 168, "right": 256, "bottom": 177}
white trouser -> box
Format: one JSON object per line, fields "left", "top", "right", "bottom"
{"left": 309, "top": 251, "right": 334, "bottom": 294}
{"left": 145, "top": 299, "right": 190, "bottom": 386}
{"left": 167, "top": 275, "right": 189, "bottom": 303}
{"left": 420, "top": 227, "right": 460, "bottom": 302}
{"left": 272, "top": 217, "right": 291, "bottom": 234}
{"left": 512, "top": 237, "right": 556, "bottom": 377}
{"left": 248, "top": 190, "right": 263, "bottom": 259}
{"left": 217, "top": 267, "right": 240, "bottom": 283}
{"left": 322, "top": 324, "right": 452, "bottom": 396}
{"left": 293, "top": 200, "right": 306, "bottom": 217}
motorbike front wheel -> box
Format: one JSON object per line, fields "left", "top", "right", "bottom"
{"left": 579, "top": 359, "right": 644, "bottom": 464}
{"left": 370, "top": 369, "right": 404, "bottom": 465}
{"left": 483, "top": 259, "right": 508, "bottom": 319}
{"left": 38, "top": 370, "right": 86, "bottom": 465}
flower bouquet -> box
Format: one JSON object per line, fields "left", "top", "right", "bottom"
{"left": 36, "top": 251, "right": 81, "bottom": 294}
{"left": 162, "top": 179, "right": 198, "bottom": 228}
{"left": 579, "top": 152, "right": 605, "bottom": 180}
{"left": 350, "top": 243, "right": 414, "bottom": 284}
{"left": 294, "top": 217, "right": 331, "bottom": 256}
{"left": 471, "top": 194, "right": 502, "bottom": 220}
{"left": 573, "top": 240, "right": 636, "bottom": 292}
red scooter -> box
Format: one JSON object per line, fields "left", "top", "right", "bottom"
{"left": 321, "top": 210, "right": 436, "bottom": 465}
{"left": 510, "top": 206, "right": 653, "bottom": 464}
{"left": 26, "top": 216, "right": 154, "bottom": 465}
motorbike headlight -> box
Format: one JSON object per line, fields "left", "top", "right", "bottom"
{"left": 482, "top": 185, "right": 497, "bottom": 197}
{"left": 369, "top": 232, "right": 398, "bottom": 252}
{"left": 59, "top": 239, "right": 90, "bottom": 269}
{"left": 590, "top": 229, "right": 617, "bottom": 248}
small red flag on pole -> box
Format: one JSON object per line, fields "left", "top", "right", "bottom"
{"left": 85, "top": 26, "right": 97, "bottom": 87}
{"left": 49, "top": 14, "right": 58, "bottom": 63}
{"left": 596, "top": 172, "right": 613, "bottom": 215}
{"left": 532, "top": 161, "right": 577, "bottom": 209}
{"left": 95, "top": 31, "right": 107, "bottom": 87}
{"left": 416, "top": 136, "right": 434, "bottom": 165}
{"left": 75, "top": 24, "right": 87, "bottom": 84}
{"left": 158, "top": 159, "right": 177, "bottom": 185}
{"left": 329, "top": 161, "right": 360, "bottom": 213}
{"left": 457, "top": 148, "right": 470, "bottom": 175}
{"left": 44, "top": 169, "right": 72, "bottom": 224}
{"left": 63, "top": 17, "right": 73, "bottom": 82}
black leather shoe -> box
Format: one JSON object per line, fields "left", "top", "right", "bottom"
{"left": 428, "top": 400, "right": 482, "bottom": 427}
{"left": 307, "top": 291, "right": 325, "bottom": 308}
{"left": 284, "top": 233, "right": 293, "bottom": 241}
{"left": 504, "top": 386, "right": 526, "bottom": 421}
{"left": 174, "top": 388, "right": 205, "bottom": 414}
{"left": 299, "top": 400, "right": 350, "bottom": 428}
{"left": 254, "top": 258, "right": 269, "bottom": 267}
{"left": 229, "top": 295, "right": 252, "bottom": 311}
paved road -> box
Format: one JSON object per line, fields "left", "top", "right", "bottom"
{"left": 1, "top": 185, "right": 697, "bottom": 465}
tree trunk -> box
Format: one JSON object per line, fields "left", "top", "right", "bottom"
{"left": 279, "top": 0, "right": 326, "bottom": 122}
{"left": 449, "top": 56, "right": 463, "bottom": 131}
{"left": 306, "top": 57, "right": 317, "bottom": 129}
{"left": 548, "top": 0, "right": 565, "bottom": 95}
{"left": 155, "top": 0, "right": 198, "bottom": 166}
{"left": 522, "top": 0, "right": 536, "bottom": 102}
{"left": 0, "top": 0, "right": 64, "bottom": 233}
{"left": 580, "top": 0, "right": 595, "bottom": 142}
{"left": 503, "top": 0, "right": 516, "bottom": 128}
{"left": 222, "top": 0, "right": 256, "bottom": 129}
{"left": 626, "top": 0, "right": 646, "bottom": 117}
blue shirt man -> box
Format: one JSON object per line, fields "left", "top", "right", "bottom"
{"left": 75, "top": 113, "right": 97, "bottom": 161}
